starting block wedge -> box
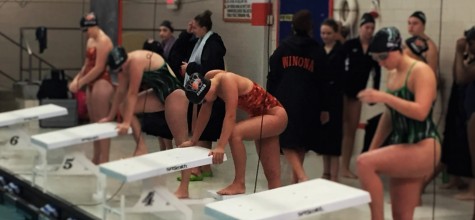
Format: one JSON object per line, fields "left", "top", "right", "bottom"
{"left": 30, "top": 122, "right": 131, "bottom": 194}
{"left": 205, "top": 178, "right": 370, "bottom": 220}
{"left": 99, "top": 146, "right": 227, "bottom": 220}
{"left": 0, "top": 104, "right": 67, "bottom": 171}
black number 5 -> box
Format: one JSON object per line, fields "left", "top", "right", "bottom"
{"left": 63, "top": 158, "right": 75, "bottom": 170}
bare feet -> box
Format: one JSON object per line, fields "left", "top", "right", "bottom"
{"left": 454, "top": 192, "right": 475, "bottom": 200}
{"left": 341, "top": 169, "right": 358, "bottom": 179}
{"left": 330, "top": 175, "right": 339, "bottom": 183}
{"left": 217, "top": 182, "right": 246, "bottom": 195}
{"left": 174, "top": 189, "right": 189, "bottom": 199}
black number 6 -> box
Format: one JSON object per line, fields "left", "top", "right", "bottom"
{"left": 10, "top": 136, "right": 19, "bottom": 146}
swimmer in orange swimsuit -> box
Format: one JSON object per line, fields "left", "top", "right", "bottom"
{"left": 69, "top": 12, "right": 114, "bottom": 164}
{"left": 178, "top": 69, "right": 288, "bottom": 198}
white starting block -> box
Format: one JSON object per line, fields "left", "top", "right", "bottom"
{"left": 205, "top": 179, "right": 370, "bottom": 220}
{"left": 30, "top": 122, "right": 131, "bottom": 194}
{"left": 99, "top": 146, "right": 227, "bottom": 220}
{"left": 0, "top": 104, "right": 67, "bottom": 170}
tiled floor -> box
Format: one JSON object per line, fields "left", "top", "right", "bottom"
{"left": 0, "top": 125, "right": 473, "bottom": 220}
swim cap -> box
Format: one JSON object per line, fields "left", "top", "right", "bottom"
{"left": 410, "top": 11, "right": 426, "bottom": 25}
{"left": 369, "top": 27, "right": 402, "bottom": 53}
{"left": 359, "top": 13, "right": 375, "bottom": 27}
{"left": 107, "top": 46, "right": 128, "bottom": 71}
{"left": 183, "top": 72, "right": 211, "bottom": 104}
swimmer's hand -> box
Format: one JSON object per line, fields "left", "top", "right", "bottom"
{"left": 208, "top": 148, "right": 225, "bottom": 164}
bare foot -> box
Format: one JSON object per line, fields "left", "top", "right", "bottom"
{"left": 440, "top": 181, "right": 468, "bottom": 190}
{"left": 454, "top": 192, "right": 475, "bottom": 200}
{"left": 341, "top": 170, "right": 358, "bottom": 179}
{"left": 191, "top": 167, "right": 201, "bottom": 176}
{"left": 296, "top": 177, "right": 308, "bottom": 183}
{"left": 174, "top": 189, "right": 189, "bottom": 199}
{"left": 217, "top": 183, "right": 246, "bottom": 195}
{"left": 330, "top": 176, "right": 339, "bottom": 183}
{"left": 133, "top": 148, "right": 148, "bottom": 156}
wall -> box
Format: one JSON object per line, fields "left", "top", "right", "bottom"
{"left": 0, "top": 0, "right": 474, "bottom": 115}
{"left": 0, "top": 0, "right": 89, "bottom": 89}
{"left": 0, "top": 0, "right": 271, "bottom": 90}
{"left": 122, "top": 0, "right": 271, "bottom": 85}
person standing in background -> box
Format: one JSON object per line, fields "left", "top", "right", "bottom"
{"left": 158, "top": 20, "right": 176, "bottom": 60}
{"left": 318, "top": 18, "right": 345, "bottom": 182}
{"left": 404, "top": 11, "right": 439, "bottom": 75}
{"left": 267, "top": 10, "right": 329, "bottom": 183}
{"left": 452, "top": 26, "right": 475, "bottom": 200}
{"left": 340, "top": 13, "right": 381, "bottom": 179}
{"left": 176, "top": 10, "right": 227, "bottom": 184}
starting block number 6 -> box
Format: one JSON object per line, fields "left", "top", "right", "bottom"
{"left": 0, "top": 126, "right": 30, "bottom": 149}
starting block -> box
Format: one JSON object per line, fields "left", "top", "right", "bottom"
{"left": 205, "top": 179, "right": 370, "bottom": 220}
{"left": 0, "top": 104, "right": 67, "bottom": 170}
{"left": 99, "top": 146, "right": 227, "bottom": 220}
{"left": 30, "top": 122, "right": 131, "bottom": 194}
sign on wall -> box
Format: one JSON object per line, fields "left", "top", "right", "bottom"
{"left": 223, "top": 0, "right": 252, "bottom": 22}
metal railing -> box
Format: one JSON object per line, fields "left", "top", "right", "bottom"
{"left": 0, "top": 31, "right": 57, "bottom": 83}
{"left": 0, "top": 69, "right": 16, "bottom": 83}
{"left": 19, "top": 27, "right": 83, "bottom": 81}
{"left": 1, "top": 27, "right": 186, "bottom": 84}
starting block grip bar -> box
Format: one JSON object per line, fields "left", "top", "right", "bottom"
{"left": 0, "top": 104, "right": 67, "bottom": 127}
{"left": 31, "top": 122, "right": 131, "bottom": 150}
{"left": 100, "top": 146, "right": 226, "bottom": 182}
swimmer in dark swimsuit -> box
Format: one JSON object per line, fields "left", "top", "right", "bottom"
{"left": 179, "top": 69, "right": 288, "bottom": 198}
{"left": 100, "top": 46, "right": 188, "bottom": 161}
{"left": 357, "top": 27, "right": 440, "bottom": 220}
{"left": 69, "top": 12, "right": 114, "bottom": 164}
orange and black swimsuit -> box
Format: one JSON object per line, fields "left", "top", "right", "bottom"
{"left": 237, "top": 82, "right": 283, "bottom": 117}
{"left": 84, "top": 47, "right": 112, "bottom": 89}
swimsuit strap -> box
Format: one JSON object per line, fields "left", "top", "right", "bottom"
{"left": 403, "top": 61, "right": 418, "bottom": 87}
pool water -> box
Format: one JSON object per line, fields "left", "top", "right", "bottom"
{"left": 0, "top": 193, "right": 51, "bottom": 220}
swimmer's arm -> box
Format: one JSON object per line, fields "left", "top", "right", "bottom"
{"left": 190, "top": 102, "right": 213, "bottom": 144}
{"left": 77, "top": 39, "right": 112, "bottom": 88}
{"left": 121, "top": 64, "right": 142, "bottom": 125}
{"left": 69, "top": 60, "right": 88, "bottom": 92}
{"left": 107, "top": 73, "right": 126, "bottom": 120}
{"left": 426, "top": 40, "right": 439, "bottom": 75}
{"left": 215, "top": 76, "right": 238, "bottom": 150}
{"left": 369, "top": 109, "right": 392, "bottom": 151}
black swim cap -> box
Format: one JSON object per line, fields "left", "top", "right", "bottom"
{"left": 369, "top": 27, "right": 402, "bottom": 53}
{"left": 107, "top": 46, "right": 128, "bottom": 71}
